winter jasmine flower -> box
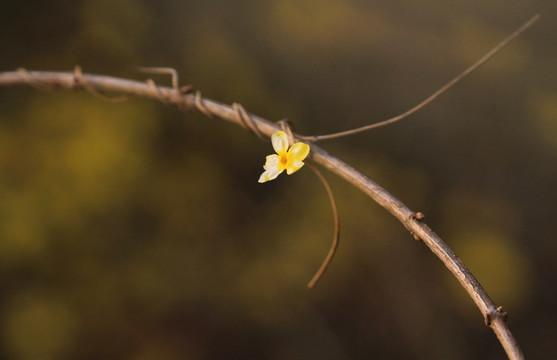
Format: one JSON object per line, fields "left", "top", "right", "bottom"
{"left": 258, "top": 131, "right": 310, "bottom": 183}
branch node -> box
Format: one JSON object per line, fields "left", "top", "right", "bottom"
{"left": 72, "top": 66, "right": 83, "bottom": 89}
{"left": 180, "top": 85, "right": 194, "bottom": 94}
{"left": 485, "top": 306, "right": 509, "bottom": 326}
{"left": 411, "top": 211, "right": 425, "bottom": 221}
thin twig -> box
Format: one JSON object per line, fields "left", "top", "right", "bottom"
{"left": 306, "top": 162, "right": 340, "bottom": 289}
{"left": 0, "top": 68, "right": 526, "bottom": 359}
{"left": 298, "top": 14, "right": 540, "bottom": 142}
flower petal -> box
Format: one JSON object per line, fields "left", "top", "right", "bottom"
{"left": 263, "top": 154, "right": 279, "bottom": 170}
{"left": 288, "top": 142, "right": 310, "bottom": 161}
{"left": 271, "top": 131, "right": 289, "bottom": 154}
{"left": 258, "top": 167, "right": 283, "bottom": 183}
{"left": 286, "top": 160, "right": 305, "bottom": 174}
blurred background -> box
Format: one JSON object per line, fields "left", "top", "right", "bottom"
{"left": 0, "top": 0, "right": 555, "bottom": 359}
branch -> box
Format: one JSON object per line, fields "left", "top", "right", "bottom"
{"left": 0, "top": 69, "right": 525, "bottom": 359}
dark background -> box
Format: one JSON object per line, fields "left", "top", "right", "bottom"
{"left": 0, "top": 1, "right": 555, "bottom": 359}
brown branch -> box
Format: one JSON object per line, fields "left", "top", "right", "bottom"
{"left": 0, "top": 68, "right": 525, "bottom": 360}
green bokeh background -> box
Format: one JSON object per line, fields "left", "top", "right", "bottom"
{"left": 1, "top": 1, "right": 556, "bottom": 359}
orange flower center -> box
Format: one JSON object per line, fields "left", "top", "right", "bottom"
{"left": 279, "top": 153, "right": 288, "bottom": 167}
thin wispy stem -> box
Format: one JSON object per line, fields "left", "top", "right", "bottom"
{"left": 298, "top": 14, "right": 540, "bottom": 142}
{"left": 306, "top": 162, "right": 340, "bottom": 289}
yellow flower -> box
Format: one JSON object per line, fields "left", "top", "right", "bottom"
{"left": 258, "top": 131, "right": 310, "bottom": 183}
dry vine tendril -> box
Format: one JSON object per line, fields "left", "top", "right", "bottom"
{"left": 298, "top": 14, "right": 540, "bottom": 142}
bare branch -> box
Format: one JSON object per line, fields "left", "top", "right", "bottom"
{"left": 0, "top": 69, "right": 525, "bottom": 359}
